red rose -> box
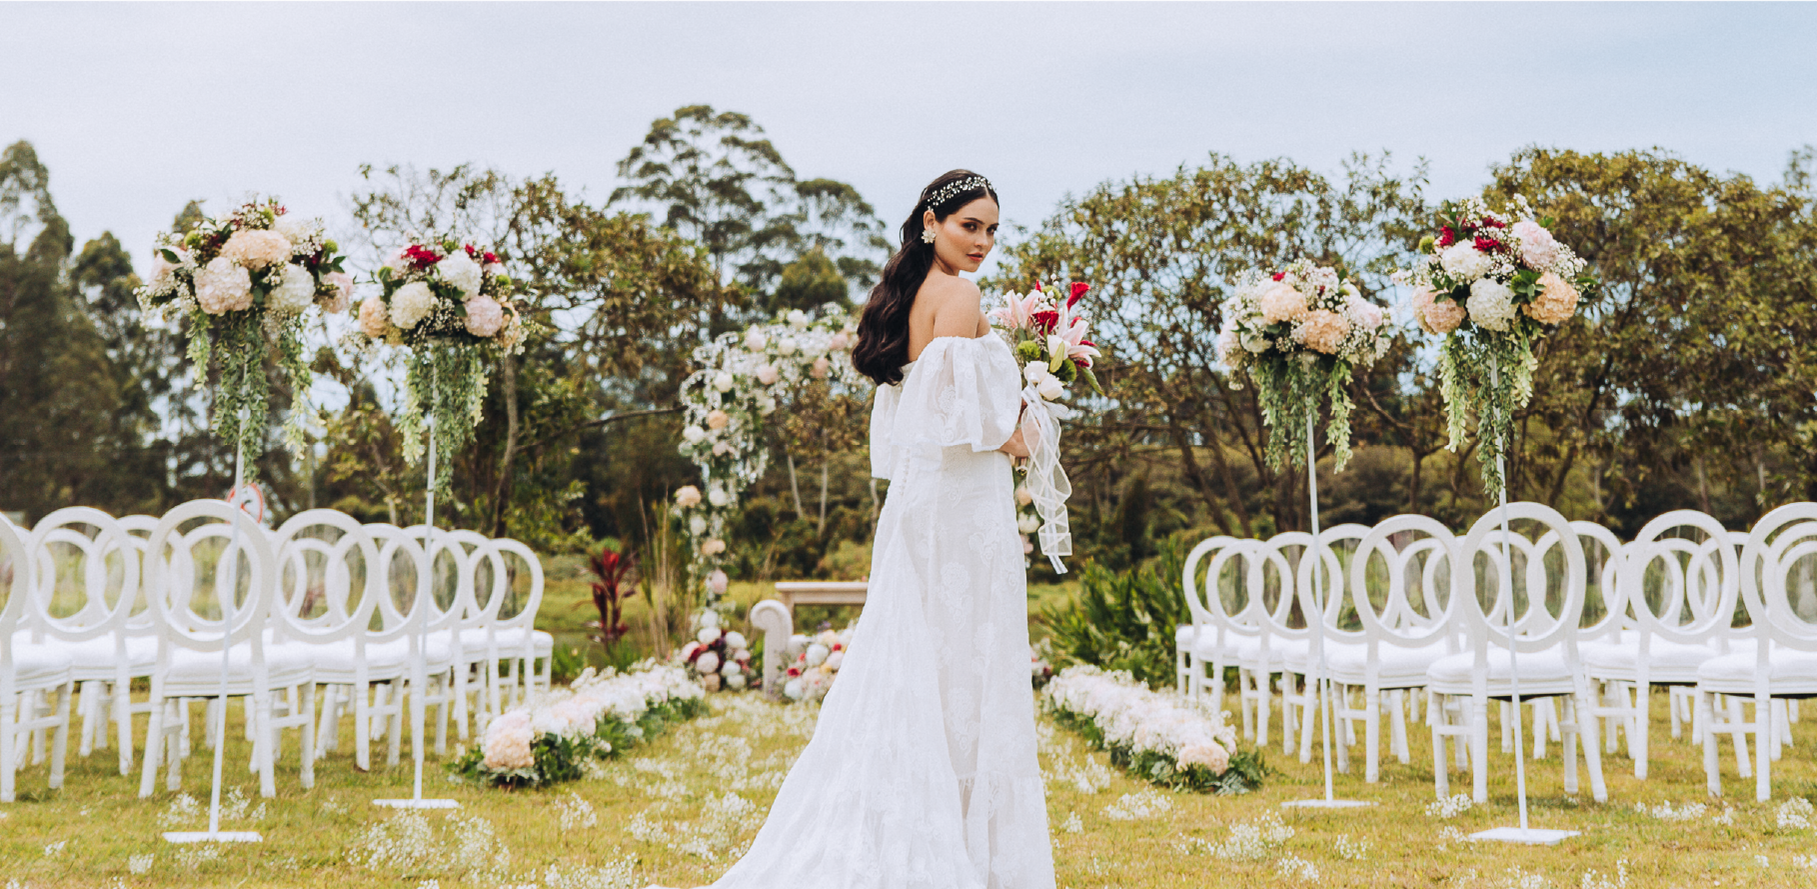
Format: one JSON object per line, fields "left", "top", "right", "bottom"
{"left": 404, "top": 245, "right": 442, "bottom": 269}
{"left": 1030, "top": 309, "right": 1059, "bottom": 332}
{"left": 1473, "top": 235, "right": 1503, "bottom": 253}
{"left": 1437, "top": 226, "right": 1457, "bottom": 248}
{"left": 483, "top": 252, "right": 499, "bottom": 265}
{"left": 1272, "top": 272, "right": 1286, "bottom": 281}
{"left": 1480, "top": 217, "right": 1506, "bottom": 229}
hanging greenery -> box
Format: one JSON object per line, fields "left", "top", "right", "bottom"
{"left": 350, "top": 234, "right": 532, "bottom": 495}
{"left": 1217, "top": 259, "right": 1393, "bottom": 472}
{"left": 1398, "top": 196, "right": 1598, "bottom": 493}
{"left": 135, "top": 196, "right": 353, "bottom": 476}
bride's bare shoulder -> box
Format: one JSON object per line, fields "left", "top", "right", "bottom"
{"left": 916, "top": 273, "right": 984, "bottom": 311}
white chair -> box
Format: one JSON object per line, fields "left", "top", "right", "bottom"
{"left": 1281, "top": 524, "right": 1371, "bottom": 766}
{"left": 1423, "top": 502, "right": 1608, "bottom": 803}
{"left": 1583, "top": 511, "right": 1737, "bottom": 779}
{"left": 1, "top": 517, "right": 75, "bottom": 803}
{"left": 22, "top": 508, "right": 146, "bottom": 778}
{"left": 1696, "top": 503, "right": 1817, "bottom": 801}
{"left": 138, "top": 499, "right": 315, "bottom": 798}
{"left": 1178, "top": 535, "right": 1240, "bottom": 708}
{"left": 488, "top": 537, "right": 552, "bottom": 706}
{"left": 1334, "top": 515, "right": 1465, "bottom": 782}
{"left": 1201, "top": 539, "right": 1295, "bottom": 747}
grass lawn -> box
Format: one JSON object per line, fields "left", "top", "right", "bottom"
{"left": 4, "top": 677, "right": 1817, "bottom": 888}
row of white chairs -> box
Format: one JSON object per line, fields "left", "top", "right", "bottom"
{"left": 1176, "top": 502, "right": 1817, "bottom": 803}
{"left": 1, "top": 500, "right": 552, "bottom": 802}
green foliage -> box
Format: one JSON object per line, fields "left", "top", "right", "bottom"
{"left": 399, "top": 341, "right": 492, "bottom": 497}
{"left": 1043, "top": 543, "right": 1189, "bottom": 689}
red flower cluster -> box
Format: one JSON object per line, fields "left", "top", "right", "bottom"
{"left": 1479, "top": 216, "right": 1506, "bottom": 229}
{"left": 1030, "top": 309, "right": 1060, "bottom": 333}
{"left": 1437, "top": 226, "right": 1457, "bottom": 248}
{"left": 1473, "top": 235, "right": 1503, "bottom": 254}
{"left": 1068, "top": 281, "right": 1090, "bottom": 307}
{"left": 403, "top": 245, "right": 442, "bottom": 270}
{"left": 461, "top": 243, "right": 502, "bottom": 266}
{"left": 1272, "top": 272, "right": 1287, "bottom": 281}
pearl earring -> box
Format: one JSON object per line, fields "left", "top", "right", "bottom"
{"left": 920, "top": 227, "right": 936, "bottom": 244}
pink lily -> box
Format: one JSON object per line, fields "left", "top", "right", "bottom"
{"left": 1058, "top": 316, "right": 1100, "bottom": 366}
{"left": 989, "top": 289, "right": 1049, "bottom": 332}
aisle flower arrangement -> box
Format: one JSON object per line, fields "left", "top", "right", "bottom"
{"left": 1395, "top": 196, "right": 1597, "bottom": 491}
{"left": 779, "top": 626, "right": 855, "bottom": 703}
{"left": 989, "top": 281, "right": 1104, "bottom": 573}
{"left": 1043, "top": 665, "right": 1263, "bottom": 794}
{"left": 1217, "top": 260, "right": 1393, "bottom": 472}
{"left": 135, "top": 196, "right": 352, "bottom": 468}
{"left": 678, "top": 599, "right": 759, "bottom": 692}
{"left": 451, "top": 663, "right": 706, "bottom": 789}
{"left": 674, "top": 304, "right": 863, "bottom": 582}
{"left": 351, "top": 234, "right": 531, "bottom": 492}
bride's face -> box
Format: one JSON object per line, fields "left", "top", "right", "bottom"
{"left": 924, "top": 197, "right": 999, "bottom": 273}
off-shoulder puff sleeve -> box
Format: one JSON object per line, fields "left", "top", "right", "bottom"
{"left": 869, "top": 335, "right": 1023, "bottom": 480}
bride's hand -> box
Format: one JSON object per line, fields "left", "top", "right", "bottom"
{"left": 1000, "top": 426, "right": 1031, "bottom": 459}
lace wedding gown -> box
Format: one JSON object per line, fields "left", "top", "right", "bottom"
{"left": 682, "top": 334, "right": 1055, "bottom": 889}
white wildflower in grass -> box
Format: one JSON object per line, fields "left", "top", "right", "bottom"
{"left": 222, "top": 785, "right": 251, "bottom": 821}
{"left": 42, "top": 840, "right": 66, "bottom": 857}
{"left": 1046, "top": 753, "right": 1114, "bottom": 794}
{"left": 1756, "top": 855, "right": 1771, "bottom": 867}
{"left": 1794, "top": 854, "right": 1817, "bottom": 870}
{"left": 1634, "top": 800, "right": 1707, "bottom": 822}
{"left": 1275, "top": 855, "right": 1320, "bottom": 883}
{"left": 156, "top": 793, "right": 202, "bottom": 829}
{"left": 627, "top": 810, "right": 666, "bottom": 844}
{"left": 353, "top": 811, "right": 437, "bottom": 872}
{"left": 1426, "top": 794, "right": 1475, "bottom": 818}
{"left": 541, "top": 857, "right": 640, "bottom": 889}
{"left": 417, "top": 882, "right": 441, "bottom": 889}
{"left": 1062, "top": 812, "right": 1084, "bottom": 834}
{"left": 1715, "top": 804, "right": 1737, "bottom": 826}
{"left": 1103, "top": 789, "right": 1174, "bottom": 821}
{"left": 320, "top": 795, "right": 349, "bottom": 815}
{"left": 1490, "top": 866, "right": 1555, "bottom": 889}
{"left": 449, "top": 814, "right": 514, "bottom": 879}
{"left": 1190, "top": 813, "right": 1294, "bottom": 862}
{"left": 558, "top": 791, "right": 599, "bottom": 830}
{"left": 173, "top": 844, "right": 221, "bottom": 870}
{"left": 128, "top": 853, "right": 155, "bottom": 875}
{"left": 1579, "top": 859, "right": 1629, "bottom": 889}
{"left": 1776, "top": 796, "right": 1814, "bottom": 830}
{"left": 1334, "top": 834, "right": 1371, "bottom": 861}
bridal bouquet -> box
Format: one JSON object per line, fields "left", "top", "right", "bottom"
{"left": 990, "top": 282, "right": 1103, "bottom": 574}
{"left": 135, "top": 196, "right": 353, "bottom": 468}
{"left": 1217, "top": 260, "right": 1392, "bottom": 472}
{"left": 353, "top": 235, "right": 530, "bottom": 492}
{"left": 1396, "top": 196, "right": 1597, "bottom": 492}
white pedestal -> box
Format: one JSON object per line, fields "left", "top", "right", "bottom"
{"left": 163, "top": 831, "right": 262, "bottom": 843}
{"left": 373, "top": 798, "right": 459, "bottom": 809}
{"left": 1282, "top": 799, "right": 1375, "bottom": 810}
{"left": 1469, "top": 827, "right": 1579, "bottom": 845}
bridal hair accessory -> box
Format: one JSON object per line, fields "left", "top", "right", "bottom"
{"left": 924, "top": 175, "right": 991, "bottom": 211}
{"left": 920, "top": 227, "right": 936, "bottom": 244}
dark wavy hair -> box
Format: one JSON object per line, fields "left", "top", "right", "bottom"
{"left": 851, "top": 169, "right": 999, "bottom": 386}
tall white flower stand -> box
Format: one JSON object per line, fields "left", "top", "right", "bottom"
{"left": 377, "top": 368, "right": 460, "bottom": 810}
{"left": 1468, "top": 355, "right": 1576, "bottom": 846}
{"left": 165, "top": 416, "right": 262, "bottom": 844}
{"left": 1282, "top": 415, "right": 1373, "bottom": 812}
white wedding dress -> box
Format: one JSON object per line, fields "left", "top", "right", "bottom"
{"left": 685, "top": 334, "right": 1056, "bottom": 889}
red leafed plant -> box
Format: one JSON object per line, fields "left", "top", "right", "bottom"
{"left": 583, "top": 545, "right": 637, "bottom": 657}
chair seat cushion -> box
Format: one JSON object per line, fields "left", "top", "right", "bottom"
{"left": 1323, "top": 642, "right": 1452, "bottom": 687}
{"left": 459, "top": 627, "right": 553, "bottom": 657}
{"left": 1581, "top": 639, "right": 1718, "bottom": 683}
{"left": 161, "top": 644, "right": 315, "bottom": 693}
{"left": 1426, "top": 649, "right": 1578, "bottom": 697}
{"left": 6, "top": 639, "right": 73, "bottom": 686}
{"left": 64, "top": 636, "right": 159, "bottom": 677}
{"left": 1697, "top": 648, "right": 1817, "bottom": 693}
{"left": 310, "top": 637, "right": 457, "bottom": 682}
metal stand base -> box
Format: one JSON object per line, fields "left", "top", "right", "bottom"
{"left": 163, "top": 831, "right": 262, "bottom": 843}
{"left": 1469, "top": 827, "right": 1578, "bottom": 845}
{"left": 1282, "top": 799, "right": 1375, "bottom": 810}
{"left": 373, "top": 798, "right": 459, "bottom": 809}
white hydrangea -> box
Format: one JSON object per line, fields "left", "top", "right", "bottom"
{"left": 786, "top": 309, "right": 809, "bottom": 328}
{"left": 389, "top": 281, "right": 437, "bottom": 330}
{"left": 743, "top": 329, "right": 767, "bottom": 351}
{"left": 1439, "top": 241, "right": 1493, "bottom": 281}
{"left": 272, "top": 215, "right": 322, "bottom": 252}
{"left": 713, "top": 372, "right": 735, "bottom": 392}
{"left": 1465, "top": 279, "right": 1516, "bottom": 331}
{"left": 266, "top": 263, "right": 317, "bottom": 315}
{"left": 436, "top": 251, "right": 483, "bottom": 298}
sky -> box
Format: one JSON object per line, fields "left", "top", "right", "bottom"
{"left": 3, "top": 1, "right": 1815, "bottom": 282}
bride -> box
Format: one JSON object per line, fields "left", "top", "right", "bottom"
{"left": 656, "top": 170, "right": 1056, "bottom": 889}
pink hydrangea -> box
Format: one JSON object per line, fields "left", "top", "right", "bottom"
{"left": 1346, "top": 298, "right": 1384, "bottom": 331}
{"left": 1295, "top": 309, "right": 1350, "bottom": 355}
{"left": 322, "top": 271, "right": 354, "bottom": 314}
{"left": 358, "top": 297, "right": 391, "bottom": 338}
{"left": 481, "top": 710, "right": 535, "bottom": 770}
{"left": 220, "top": 229, "right": 292, "bottom": 269}
{"left": 810, "top": 356, "right": 830, "bottom": 379}
{"left": 1178, "top": 743, "right": 1230, "bottom": 775}
{"left": 1410, "top": 287, "right": 1465, "bottom": 335}
{"left": 705, "top": 409, "right": 729, "bottom": 430}
{"left": 1258, "top": 283, "right": 1310, "bottom": 324}
{"left": 756, "top": 364, "right": 779, "bottom": 385}
{"left": 1512, "top": 220, "right": 1560, "bottom": 268}
{"left": 828, "top": 332, "right": 851, "bottom": 350}
{"left": 194, "top": 258, "right": 253, "bottom": 314}
{"left": 1523, "top": 271, "right": 1580, "bottom": 325}
{"left": 463, "top": 295, "right": 505, "bottom": 336}
{"left": 674, "top": 485, "right": 702, "bottom": 508}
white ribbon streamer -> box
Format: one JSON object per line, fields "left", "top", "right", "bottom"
{"left": 1019, "top": 383, "right": 1075, "bottom": 573}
